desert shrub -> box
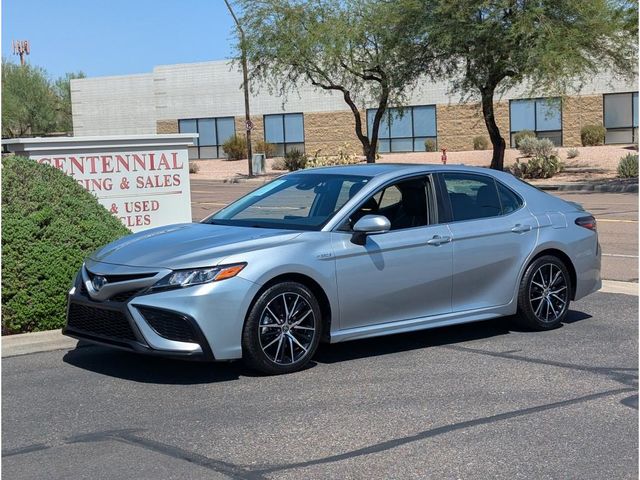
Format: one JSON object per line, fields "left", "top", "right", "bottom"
{"left": 2, "top": 156, "right": 130, "bottom": 334}
{"left": 617, "top": 153, "right": 638, "bottom": 178}
{"left": 188, "top": 161, "right": 200, "bottom": 174}
{"left": 424, "top": 139, "right": 437, "bottom": 152}
{"left": 305, "top": 144, "right": 363, "bottom": 168}
{"left": 580, "top": 124, "right": 606, "bottom": 146}
{"left": 513, "top": 130, "right": 535, "bottom": 148}
{"left": 518, "top": 137, "right": 555, "bottom": 158}
{"left": 222, "top": 135, "right": 247, "bottom": 160}
{"left": 283, "top": 149, "right": 308, "bottom": 171}
{"left": 254, "top": 140, "right": 276, "bottom": 158}
{"left": 271, "top": 157, "right": 287, "bottom": 170}
{"left": 510, "top": 155, "right": 564, "bottom": 179}
{"left": 566, "top": 148, "right": 580, "bottom": 159}
{"left": 473, "top": 136, "right": 489, "bottom": 150}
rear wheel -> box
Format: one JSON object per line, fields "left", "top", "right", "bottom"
{"left": 242, "top": 282, "right": 322, "bottom": 375}
{"left": 516, "top": 255, "right": 571, "bottom": 330}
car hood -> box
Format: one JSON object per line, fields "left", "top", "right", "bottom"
{"left": 89, "top": 222, "right": 303, "bottom": 270}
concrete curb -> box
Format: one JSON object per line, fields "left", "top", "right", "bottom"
{"left": 536, "top": 182, "right": 638, "bottom": 193}
{"left": 2, "top": 280, "right": 636, "bottom": 358}
{"left": 2, "top": 330, "right": 78, "bottom": 358}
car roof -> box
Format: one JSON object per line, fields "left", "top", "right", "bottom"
{"left": 295, "top": 163, "right": 502, "bottom": 177}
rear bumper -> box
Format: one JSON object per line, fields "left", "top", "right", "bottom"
{"left": 573, "top": 240, "right": 602, "bottom": 301}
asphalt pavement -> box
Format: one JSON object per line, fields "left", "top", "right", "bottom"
{"left": 3, "top": 292, "right": 637, "bottom": 479}
{"left": 190, "top": 179, "right": 639, "bottom": 282}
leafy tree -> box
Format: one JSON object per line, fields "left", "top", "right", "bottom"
{"left": 1, "top": 59, "right": 84, "bottom": 137}
{"left": 53, "top": 71, "right": 86, "bottom": 133}
{"left": 235, "top": 0, "right": 427, "bottom": 162}
{"left": 2, "top": 60, "right": 58, "bottom": 137}
{"left": 402, "top": 0, "right": 638, "bottom": 170}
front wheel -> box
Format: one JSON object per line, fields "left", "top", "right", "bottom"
{"left": 242, "top": 282, "right": 322, "bottom": 375}
{"left": 516, "top": 255, "right": 571, "bottom": 330}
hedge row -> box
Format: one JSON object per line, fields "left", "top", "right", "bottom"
{"left": 1, "top": 156, "right": 130, "bottom": 334}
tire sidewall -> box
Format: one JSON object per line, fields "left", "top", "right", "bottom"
{"left": 242, "top": 282, "right": 322, "bottom": 375}
{"left": 518, "top": 255, "right": 572, "bottom": 330}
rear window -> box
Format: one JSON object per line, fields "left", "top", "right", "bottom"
{"left": 443, "top": 173, "right": 501, "bottom": 221}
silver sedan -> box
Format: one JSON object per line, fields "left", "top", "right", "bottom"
{"left": 64, "top": 164, "right": 601, "bottom": 374}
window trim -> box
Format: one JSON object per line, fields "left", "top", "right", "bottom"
{"left": 603, "top": 92, "right": 638, "bottom": 144}
{"left": 263, "top": 112, "right": 306, "bottom": 154}
{"left": 509, "top": 97, "right": 563, "bottom": 147}
{"left": 366, "top": 105, "right": 438, "bottom": 153}
{"left": 334, "top": 173, "right": 439, "bottom": 233}
{"left": 178, "top": 117, "right": 236, "bottom": 160}
{"left": 436, "top": 172, "right": 525, "bottom": 224}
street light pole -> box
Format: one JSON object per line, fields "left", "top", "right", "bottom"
{"left": 224, "top": 0, "right": 253, "bottom": 177}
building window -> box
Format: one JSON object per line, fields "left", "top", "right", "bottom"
{"left": 264, "top": 113, "right": 304, "bottom": 156}
{"left": 509, "top": 98, "right": 562, "bottom": 146}
{"left": 604, "top": 92, "right": 638, "bottom": 144}
{"left": 178, "top": 117, "right": 236, "bottom": 160}
{"left": 367, "top": 106, "right": 437, "bottom": 153}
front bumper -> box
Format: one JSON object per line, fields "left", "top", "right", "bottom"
{"left": 64, "top": 264, "right": 261, "bottom": 361}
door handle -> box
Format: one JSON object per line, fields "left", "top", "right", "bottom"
{"left": 427, "top": 235, "right": 451, "bottom": 246}
{"left": 511, "top": 224, "right": 532, "bottom": 233}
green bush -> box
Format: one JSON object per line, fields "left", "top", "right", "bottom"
{"left": 566, "top": 148, "right": 580, "bottom": 159}
{"left": 580, "top": 124, "right": 606, "bottom": 146}
{"left": 424, "top": 139, "right": 437, "bottom": 152}
{"left": 283, "top": 149, "right": 308, "bottom": 171}
{"left": 255, "top": 140, "right": 276, "bottom": 158}
{"left": 510, "top": 154, "right": 564, "bottom": 179}
{"left": 222, "top": 135, "right": 247, "bottom": 160}
{"left": 617, "top": 153, "right": 638, "bottom": 178}
{"left": 518, "top": 137, "right": 555, "bottom": 158}
{"left": 1, "top": 156, "right": 130, "bottom": 334}
{"left": 513, "top": 130, "right": 535, "bottom": 148}
{"left": 473, "top": 136, "right": 489, "bottom": 150}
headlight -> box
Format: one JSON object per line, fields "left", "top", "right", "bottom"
{"left": 149, "top": 263, "right": 246, "bottom": 292}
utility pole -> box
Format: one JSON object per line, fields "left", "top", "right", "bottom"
{"left": 12, "top": 40, "right": 30, "bottom": 66}
{"left": 224, "top": 0, "right": 253, "bottom": 176}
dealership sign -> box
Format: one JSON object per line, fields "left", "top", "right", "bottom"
{"left": 2, "top": 134, "right": 197, "bottom": 232}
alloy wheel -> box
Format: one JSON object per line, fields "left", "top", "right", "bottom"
{"left": 529, "top": 263, "right": 569, "bottom": 323}
{"left": 258, "top": 292, "right": 316, "bottom": 365}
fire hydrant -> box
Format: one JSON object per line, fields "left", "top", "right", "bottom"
{"left": 441, "top": 148, "right": 447, "bottom": 165}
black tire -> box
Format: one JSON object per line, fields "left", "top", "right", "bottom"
{"left": 516, "top": 255, "right": 572, "bottom": 330}
{"left": 242, "top": 282, "right": 322, "bottom": 375}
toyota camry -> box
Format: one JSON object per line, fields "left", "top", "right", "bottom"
{"left": 64, "top": 164, "right": 601, "bottom": 374}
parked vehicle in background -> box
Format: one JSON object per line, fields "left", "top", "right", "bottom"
{"left": 64, "top": 164, "right": 601, "bottom": 374}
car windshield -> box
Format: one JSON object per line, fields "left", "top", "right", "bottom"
{"left": 205, "top": 173, "right": 371, "bottom": 230}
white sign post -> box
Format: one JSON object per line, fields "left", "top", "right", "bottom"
{"left": 2, "top": 134, "right": 197, "bottom": 232}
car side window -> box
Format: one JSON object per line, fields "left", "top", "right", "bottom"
{"left": 350, "top": 177, "right": 432, "bottom": 230}
{"left": 443, "top": 173, "right": 501, "bottom": 221}
{"left": 497, "top": 182, "right": 523, "bottom": 214}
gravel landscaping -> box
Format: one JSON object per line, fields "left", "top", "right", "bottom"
{"left": 190, "top": 144, "right": 638, "bottom": 184}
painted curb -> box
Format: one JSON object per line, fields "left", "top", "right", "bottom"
{"left": 537, "top": 182, "right": 638, "bottom": 193}
{"left": 2, "top": 280, "right": 636, "bottom": 358}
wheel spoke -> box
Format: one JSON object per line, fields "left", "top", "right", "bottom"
{"left": 266, "top": 306, "right": 281, "bottom": 324}
{"left": 260, "top": 324, "right": 281, "bottom": 329}
{"left": 534, "top": 298, "right": 545, "bottom": 317}
{"left": 545, "top": 298, "right": 550, "bottom": 321}
{"left": 288, "top": 336, "right": 295, "bottom": 364}
{"left": 548, "top": 265, "right": 554, "bottom": 288}
{"left": 274, "top": 335, "right": 284, "bottom": 363}
{"left": 281, "top": 294, "right": 290, "bottom": 320}
{"left": 550, "top": 270, "right": 562, "bottom": 288}
{"left": 548, "top": 299, "right": 558, "bottom": 319}
{"left": 262, "top": 334, "right": 282, "bottom": 350}
{"left": 287, "top": 333, "right": 308, "bottom": 353}
{"left": 551, "top": 293, "right": 566, "bottom": 305}
{"left": 537, "top": 269, "right": 547, "bottom": 288}
{"left": 288, "top": 295, "right": 299, "bottom": 321}
{"left": 290, "top": 309, "right": 312, "bottom": 327}
{"left": 550, "top": 286, "right": 567, "bottom": 294}
{"left": 291, "top": 325, "right": 314, "bottom": 331}
{"left": 532, "top": 281, "right": 545, "bottom": 289}
{"left": 530, "top": 295, "right": 544, "bottom": 301}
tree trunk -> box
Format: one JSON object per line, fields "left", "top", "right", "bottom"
{"left": 481, "top": 88, "right": 506, "bottom": 171}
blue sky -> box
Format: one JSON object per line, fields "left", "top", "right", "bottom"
{"left": 2, "top": 0, "right": 236, "bottom": 79}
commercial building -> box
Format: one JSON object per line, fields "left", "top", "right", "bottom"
{"left": 71, "top": 60, "right": 638, "bottom": 159}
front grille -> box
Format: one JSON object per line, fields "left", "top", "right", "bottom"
{"left": 109, "top": 290, "right": 140, "bottom": 303}
{"left": 137, "top": 307, "right": 198, "bottom": 343}
{"left": 67, "top": 303, "right": 137, "bottom": 342}
{"left": 86, "top": 270, "right": 157, "bottom": 283}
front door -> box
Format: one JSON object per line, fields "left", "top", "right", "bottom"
{"left": 331, "top": 175, "right": 453, "bottom": 330}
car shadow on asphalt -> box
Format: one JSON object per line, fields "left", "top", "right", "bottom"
{"left": 62, "top": 309, "right": 591, "bottom": 383}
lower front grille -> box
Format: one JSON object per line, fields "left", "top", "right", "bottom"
{"left": 67, "top": 303, "right": 137, "bottom": 342}
{"left": 137, "top": 307, "right": 198, "bottom": 343}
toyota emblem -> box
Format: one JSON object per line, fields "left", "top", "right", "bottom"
{"left": 92, "top": 275, "right": 107, "bottom": 292}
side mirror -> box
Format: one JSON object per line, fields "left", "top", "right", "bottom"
{"left": 351, "top": 215, "right": 390, "bottom": 244}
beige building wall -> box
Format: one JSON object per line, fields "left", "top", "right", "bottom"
{"left": 159, "top": 94, "right": 611, "bottom": 155}
{"left": 561, "top": 95, "right": 604, "bottom": 147}
{"left": 436, "top": 102, "right": 510, "bottom": 151}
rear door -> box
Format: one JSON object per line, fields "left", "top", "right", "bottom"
{"left": 439, "top": 172, "right": 537, "bottom": 311}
